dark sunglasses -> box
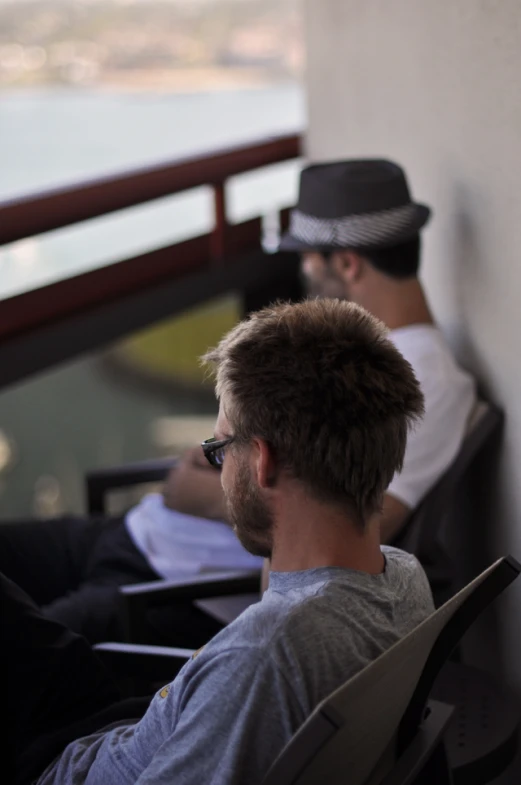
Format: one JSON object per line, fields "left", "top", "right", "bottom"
{"left": 201, "top": 436, "right": 234, "bottom": 469}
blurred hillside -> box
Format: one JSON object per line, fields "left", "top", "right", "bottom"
{"left": 0, "top": 0, "right": 303, "bottom": 90}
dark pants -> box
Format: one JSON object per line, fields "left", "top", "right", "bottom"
{"left": 0, "top": 515, "right": 159, "bottom": 643}
{"left": 0, "top": 515, "right": 225, "bottom": 647}
{"left": 1, "top": 572, "right": 150, "bottom": 785}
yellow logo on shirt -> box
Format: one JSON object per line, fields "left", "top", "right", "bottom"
{"left": 158, "top": 646, "right": 206, "bottom": 699}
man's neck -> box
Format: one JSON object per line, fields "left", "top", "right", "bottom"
{"left": 269, "top": 492, "right": 385, "bottom": 576}
{"left": 359, "top": 278, "right": 434, "bottom": 332}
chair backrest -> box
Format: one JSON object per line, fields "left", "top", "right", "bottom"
{"left": 393, "top": 401, "right": 504, "bottom": 599}
{"left": 261, "top": 555, "right": 520, "bottom": 785}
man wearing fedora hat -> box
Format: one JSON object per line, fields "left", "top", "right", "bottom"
{"left": 158, "top": 160, "right": 476, "bottom": 554}
{"left": 279, "top": 159, "right": 476, "bottom": 544}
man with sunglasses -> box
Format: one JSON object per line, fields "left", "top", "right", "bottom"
{"left": 6, "top": 298, "right": 433, "bottom": 785}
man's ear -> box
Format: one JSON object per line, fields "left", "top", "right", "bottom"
{"left": 251, "top": 438, "right": 277, "bottom": 489}
{"left": 334, "top": 250, "right": 364, "bottom": 283}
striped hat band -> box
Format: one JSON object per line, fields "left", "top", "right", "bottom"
{"left": 288, "top": 204, "right": 420, "bottom": 249}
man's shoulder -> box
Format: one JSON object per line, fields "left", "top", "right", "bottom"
{"left": 189, "top": 577, "right": 339, "bottom": 668}
{"left": 182, "top": 559, "right": 433, "bottom": 727}
{"left": 381, "top": 546, "right": 433, "bottom": 602}
{"left": 390, "top": 326, "right": 441, "bottom": 368}
{"left": 381, "top": 544, "right": 425, "bottom": 571}
{"left": 389, "top": 325, "right": 475, "bottom": 390}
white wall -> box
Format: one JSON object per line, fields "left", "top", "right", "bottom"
{"left": 304, "top": 0, "right": 521, "bottom": 685}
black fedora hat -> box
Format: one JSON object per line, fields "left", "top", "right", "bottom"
{"left": 280, "top": 159, "right": 431, "bottom": 252}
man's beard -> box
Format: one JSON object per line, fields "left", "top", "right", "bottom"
{"left": 300, "top": 268, "right": 349, "bottom": 300}
{"left": 224, "top": 460, "right": 274, "bottom": 559}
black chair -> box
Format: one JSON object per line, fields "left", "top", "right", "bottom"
{"left": 392, "top": 400, "right": 504, "bottom": 605}
{"left": 118, "top": 569, "right": 261, "bottom": 644}
{"left": 86, "top": 456, "right": 179, "bottom": 516}
{"left": 94, "top": 556, "right": 521, "bottom": 785}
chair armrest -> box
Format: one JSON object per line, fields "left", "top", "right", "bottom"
{"left": 86, "top": 456, "right": 178, "bottom": 515}
{"left": 119, "top": 569, "right": 261, "bottom": 643}
{"left": 121, "top": 569, "right": 262, "bottom": 604}
{"left": 94, "top": 641, "right": 193, "bottom": 682}
{"left": 195, "top": 594, "right": 260, "bottom": 625}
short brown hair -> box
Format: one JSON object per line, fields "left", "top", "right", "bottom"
{"left": 203, "top": 299, "right": 424, "bottom": 523}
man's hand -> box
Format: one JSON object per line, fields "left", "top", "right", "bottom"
{"left": 162, "top": 446, "right": 228, "bottom": 522}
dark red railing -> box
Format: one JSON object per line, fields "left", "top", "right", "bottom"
{"left": 0, "top": 133, "right": 301, "bottom": 347}
{"left": 0, "top": 134, "right": 300, "bottom": 247}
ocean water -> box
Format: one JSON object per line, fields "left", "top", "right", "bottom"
{"left": 0, "top": 83, "right": 305, "bottom": 516}
{"left": 0, "top": 83, "right": 304, "bottom": 297}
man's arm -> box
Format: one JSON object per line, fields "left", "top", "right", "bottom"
{"left": 162, "top": 446, "right": 227, "bottom": 522}
{"left": 377, "top": 493, "right": 411, "bottom": 544}
{"left": 50, "top": 648, "right": 304, "bottom": 785}
{"left": 136, "top": 649, "right": 303, "bottom": 785}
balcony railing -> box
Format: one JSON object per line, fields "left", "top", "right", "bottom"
{"left": 0, "top": 133, "right": 302, "bottom": 389}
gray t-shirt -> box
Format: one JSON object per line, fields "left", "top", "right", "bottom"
{"left": 39, "top": 547, "right": 433, "bottom": 785}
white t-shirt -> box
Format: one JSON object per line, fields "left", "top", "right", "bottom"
{"left": 387, "top": 324, "right": 476, "bottom": 508}
{"left": 126, "top": 323, "right": 476, "bottom": 579}
{"left": 126, "top": 493, "right": 262, "bottom": 580}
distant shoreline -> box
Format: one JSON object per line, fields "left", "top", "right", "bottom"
{"left": 0, "top": 67, "right": 299, "bottom": 94}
